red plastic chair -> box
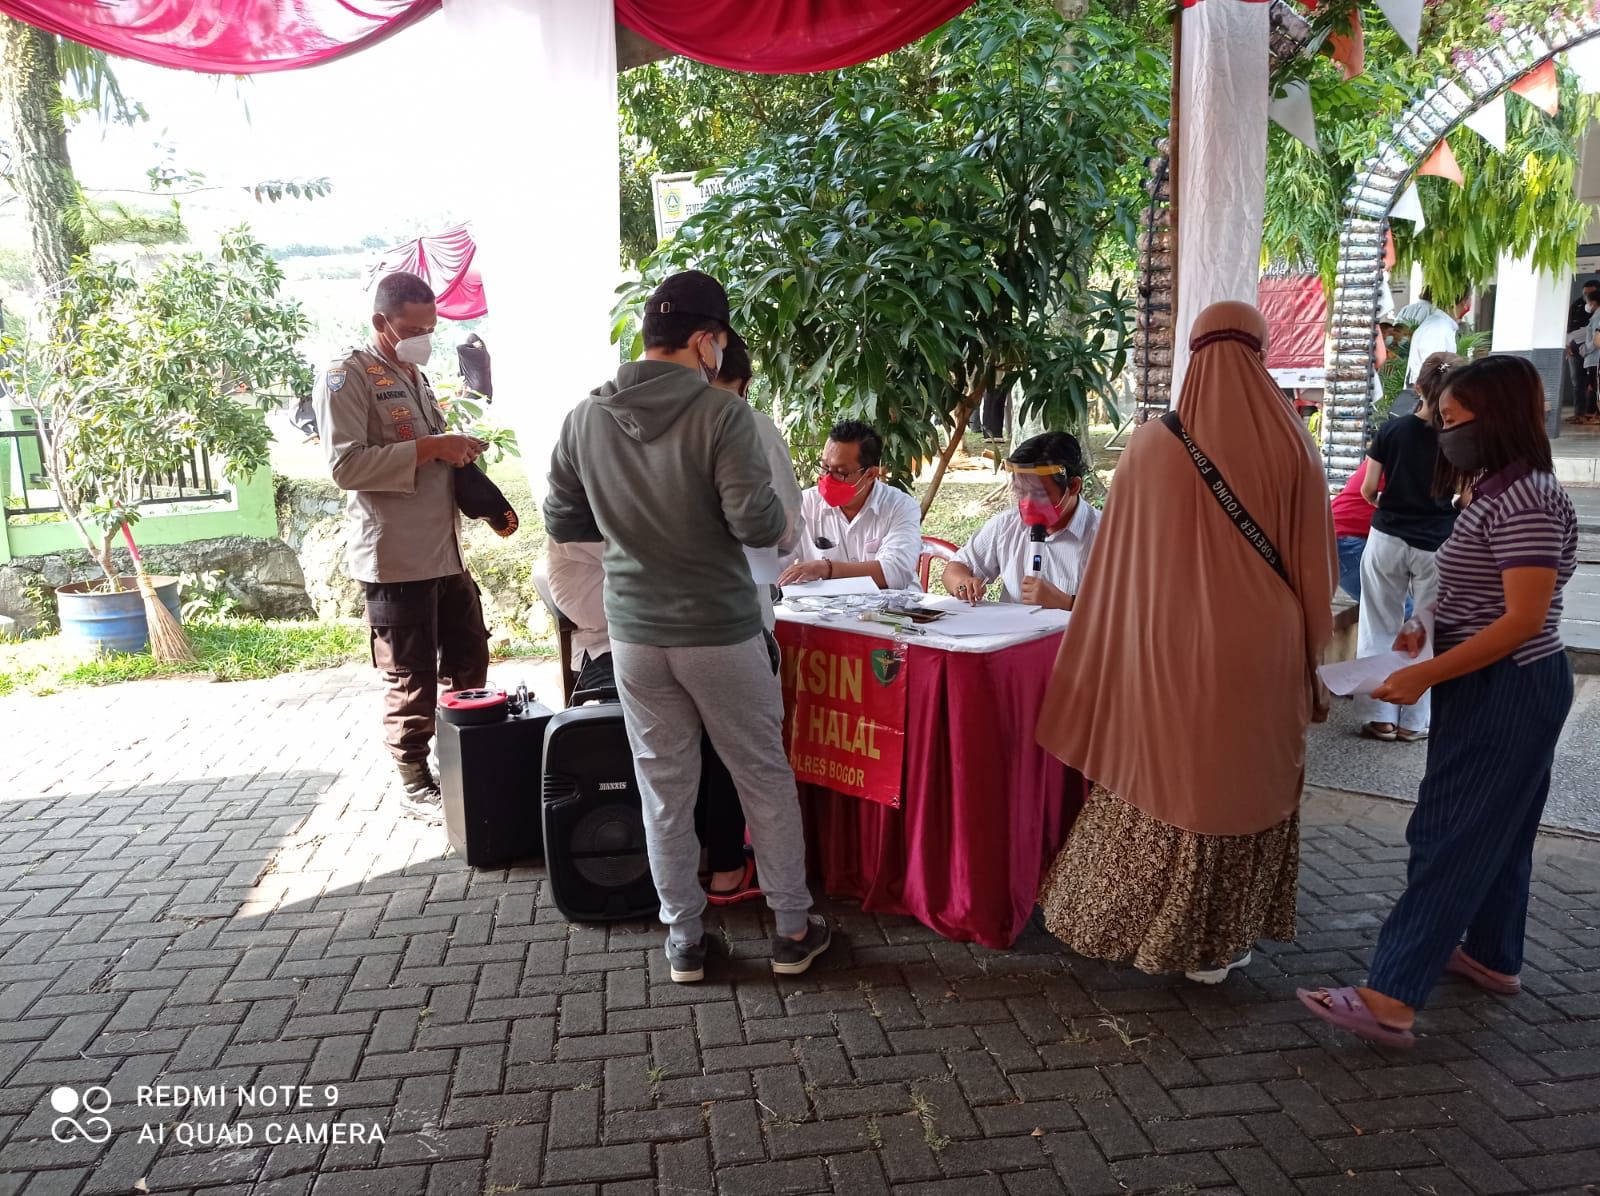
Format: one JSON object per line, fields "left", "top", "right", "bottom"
{"left": 917, "top": 535, "right": 960, "bottom": 592}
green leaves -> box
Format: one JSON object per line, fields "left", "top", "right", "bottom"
{"left": 617, "top": 0, "right": 1164, "bottom": 487}
{"left": 0, "top": 228, "right": 310, "bottom": 583}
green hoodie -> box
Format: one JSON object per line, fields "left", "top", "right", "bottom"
{"left": 543, "top": 359, "right": 787, "bottom": 647}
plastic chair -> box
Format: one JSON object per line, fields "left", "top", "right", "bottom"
{"left": 917, "top": 535, "right": 960, "bottom": 592}
{"left": 531, "top": 558, "right": 578, "bottom": 705}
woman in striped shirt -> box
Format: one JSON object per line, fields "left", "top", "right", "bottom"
{"left": 1299, "top": 355, "right": 1578, "bottom": 1048}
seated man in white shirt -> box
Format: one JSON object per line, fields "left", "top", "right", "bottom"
{"left": 941, "top": 431, "right": 1101, "bottom": 610}
{"left": 777, "top": 420, "right": 922, "bottom": 591}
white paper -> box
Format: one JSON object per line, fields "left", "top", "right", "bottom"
{"left": 1391, "top": 182, "right": 1426, "bottom": 232}
{"left": 919, "top": 598, "right": 1069, "bottom": 637}
{"left": 744, "top": 547, "right": 781, "bottom": 586}
{"left": 1317, "top": 609, "right": 1435, "bottom": 697}
{"left": 1318, "top": 651, "right": 1412, "bottom": 697}
{"left": 779, "top": 576, "right": 880, "bottom": 598}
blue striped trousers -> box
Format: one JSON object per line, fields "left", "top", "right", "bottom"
{"left": 1367, "top": 651, "right": 1574, "bottom": 1009}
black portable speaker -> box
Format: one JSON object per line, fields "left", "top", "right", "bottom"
{"left": 541, "top": 702, "right": 660, "bottom": 922}
{"left": 437, "top": 699, "right": 554, "bottom": 867}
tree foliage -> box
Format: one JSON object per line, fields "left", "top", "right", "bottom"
{"left": 0, "top": 229, "right": 312, "bottom": 585}
{"left": 1265, "top": 0, "right": 1599, "bottom": 301}
{"left": 619, "top": 1, "right": 1165, "bottom": 509}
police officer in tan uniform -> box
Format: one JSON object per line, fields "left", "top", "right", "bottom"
{"left": 313, "top": 271, "right": 490, "bottom": 819}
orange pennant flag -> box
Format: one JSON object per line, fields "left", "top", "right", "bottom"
{"left": 1384, "top": 228, "right": 1396, "bottom": 270}
{"left": 1510, "top": 59, "right": 1559, "bottom": 117}
{"left": 1375, "top": 326, "right": 1388, "bottom": 368}
{"left": 1418, "top": 138, "right": 1464, "bottom": 187}
{"left": 1329, "top": 9, "right": 1364, "bottom": 80}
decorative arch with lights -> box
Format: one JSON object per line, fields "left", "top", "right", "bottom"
{"left": 1322, "top": 12, "right": 1600, "bottom": 485}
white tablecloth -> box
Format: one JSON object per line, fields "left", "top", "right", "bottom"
{"left": 774, "top": 601, "right": 1067, "bottom": 654}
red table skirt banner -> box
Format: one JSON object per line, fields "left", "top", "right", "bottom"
{"left": 777, "top": 623, "right": 1088, "bottom": 948}
{"left": 778, "top": 622, "right": 908, "bottom": 807}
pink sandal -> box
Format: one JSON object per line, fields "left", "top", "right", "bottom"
{"left": 1445, "top": 947, "right": 1521, "bottom": 995}
{"left": 1297, "top": 986, "right": 1416, "bottom": 1049}
{"left": 705, "top": 856, "right": 762, "bottom": 906}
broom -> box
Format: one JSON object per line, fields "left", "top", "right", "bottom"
{"left": 121, "top": 523, "right": 197, "bottom": 663}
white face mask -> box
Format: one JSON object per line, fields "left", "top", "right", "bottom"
{"left": 699, "top": 334, "right": 724, "bottom": 385}
{"left": 385, "top": 319, "right": 433, "bottom": 366}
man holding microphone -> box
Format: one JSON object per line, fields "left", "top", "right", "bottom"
{"left": 941, "top": 432, "right": 1100, "bottom": 608}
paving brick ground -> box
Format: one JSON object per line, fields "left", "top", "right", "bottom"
{"left": 2, "top": 663, "right": 1598, "bottom": 1196}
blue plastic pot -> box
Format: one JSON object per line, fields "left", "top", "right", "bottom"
{"left": 56, "top": 576, "right": 183, "bottom": 656}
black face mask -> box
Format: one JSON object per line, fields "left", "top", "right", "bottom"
{"left": 1438, "top": 422, "right": 1485, "bottom": 474}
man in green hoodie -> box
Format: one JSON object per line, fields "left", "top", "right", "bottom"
{"left": 543, "top": 271, "right": 829, "bottom": 982}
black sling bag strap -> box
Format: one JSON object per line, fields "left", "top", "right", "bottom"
{"left": 1159, "top": 410, "right": 1290, "bottom": 587}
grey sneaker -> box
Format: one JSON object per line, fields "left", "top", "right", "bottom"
{"left": 772, "top": 915, "right": 832, "bottom": 976}
{"left": 396, "top": 761, "right": 443, "bottom": 822}
{"left": 666, "top": 936, "right": 707, "bottom": 984}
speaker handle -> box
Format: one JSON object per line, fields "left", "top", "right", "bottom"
{"left": 571, "top": 684, "right": 621, "bottom": 706}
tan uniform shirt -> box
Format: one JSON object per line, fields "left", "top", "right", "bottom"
{"left": 313, "top": 345, "right": 465, "bottom": 584}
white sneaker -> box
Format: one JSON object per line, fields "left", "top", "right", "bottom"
{"left": 1185, "top": 950, "right": 1253, "bottom": 985}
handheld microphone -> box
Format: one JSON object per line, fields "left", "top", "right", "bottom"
{"left": 1028, "top": 524, "right": 1046, "bottom": 577}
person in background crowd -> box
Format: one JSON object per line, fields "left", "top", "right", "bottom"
{"left": 314, "top": 271, "right": 490, "bottom": 821}
{"left": 543, "top": 538, "right": 763, "bottom": 906}
{"left": 778, "top": 420, "right": 923, "bottom": 591}
{"left": 543, "top": 269, "right": 828, "bottom": 983}
{"left": 1406, "top": 291, "right": 1469, "bottom": 388}
{"left": 1330, "top": 461, "right": 1377, "bottom": 602}
{"left": 942, "top": 431, "right": 1100, "bottom": 609}
{"left": 1299, "top": 355, "right": 1577, "bottom": 1048}
{"left": 1565, "top": 282, "right": 1600, "bottom": 425}
{"left": 457, "top": 332, "right": 492, "bottom": 403}
{"left": 713, "top": 331, "right": 803, "bottom": 627}
{"left": 1035, "top": 302, "right": 1337, "bottom": 985}
{"left": 1356, "top": 351, "right": 1461, "bottom": 743}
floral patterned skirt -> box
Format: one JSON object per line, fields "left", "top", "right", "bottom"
{"left": 1037, "top": 785, "right": 1299, "bottom": 974}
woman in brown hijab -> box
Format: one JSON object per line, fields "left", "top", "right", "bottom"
{"left": 1036, "top": 301, "right": 1338, "bottom": 981}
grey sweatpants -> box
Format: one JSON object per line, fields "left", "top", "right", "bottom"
{"left": 610, "top": 634, "right": 813, "bottom": 946}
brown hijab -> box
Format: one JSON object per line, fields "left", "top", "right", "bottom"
{"left": 1037, "top": 301, "right": 1337, "bottom": 836}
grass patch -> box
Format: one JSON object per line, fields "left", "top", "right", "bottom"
{"left": 0, "top": 616, "right": 558, "bottom": 697}
{"left": 0, "top": 617, "right": 368, "bottom": 696}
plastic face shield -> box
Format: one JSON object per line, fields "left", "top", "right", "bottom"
{"left": 1007, "top": 461, "right": 1066, "bottom": 527}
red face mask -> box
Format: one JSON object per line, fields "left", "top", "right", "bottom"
{"left": 1018, "top": 499, "right": 1057, "bottom": 527}
{"left": 818, "top": 472, "right": 864, "bottom": 508}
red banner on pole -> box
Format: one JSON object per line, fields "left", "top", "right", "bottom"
{"left": 775, "top": 622, "right": 908, "bottom": 808}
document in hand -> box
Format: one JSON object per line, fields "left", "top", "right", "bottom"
{"left": 1316, "top": 609, "right": 1435, "bottom": 698}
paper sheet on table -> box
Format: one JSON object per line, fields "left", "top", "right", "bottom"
{"left": 779, "top": 576, "right": 880, "bottom": 597}
{"left": 744, "top": 546, "right": 781, "bottom": 586}
{"left": 920, "top": 598, "right": 1069, "bottom": 637}
{"left": 1317, "top": 609, "right": 1435, "bottom": 697}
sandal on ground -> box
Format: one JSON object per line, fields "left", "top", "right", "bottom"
{"left": 1361, "top": 722, "right": 1398, "bottom": 742}
{"left": 1297, "top": 986, "right": 1416, "bottom": 1049}
{"left": 1395, "top": 727, "right": 1429, "bottom": 743}
{"left": 1445, "top": 947, "right": 1522, "bottom": 995}
{"left": 705, "top": 856, "right": 763, "bottom": 906}
{"left": 1185, "top": 950, "right": 1253, "bottom": 985}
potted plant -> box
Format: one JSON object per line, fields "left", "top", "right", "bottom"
{"left": 0, "top": 228, "right": 311, "bottom": 654}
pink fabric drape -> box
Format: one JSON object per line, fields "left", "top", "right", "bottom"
{"left": 794, "top": 632, "right": 1087, "bottom": 949}
{"left": 0, "top": 0, "right": 977, "bottom": 74}
{"left": 368, "top": 225, "right": 486, "bottom": 321}
{"left": 0, "top": 0, "right": 436, "bottom": 73}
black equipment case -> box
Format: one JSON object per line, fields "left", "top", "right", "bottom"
{"left": 437, "top": 691, "right": 554, "bottom": 867}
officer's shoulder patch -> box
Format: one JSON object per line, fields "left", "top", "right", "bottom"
{"left": 325, "top": 369, "right": 346, "bottom": 393}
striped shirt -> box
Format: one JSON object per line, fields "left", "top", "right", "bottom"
{"left": 1435, "top": 465, "right": 1577, "bottom": 666}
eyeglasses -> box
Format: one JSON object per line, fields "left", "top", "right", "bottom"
{"left": 820, "top": 465, "right": 870, "bottom": 484}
